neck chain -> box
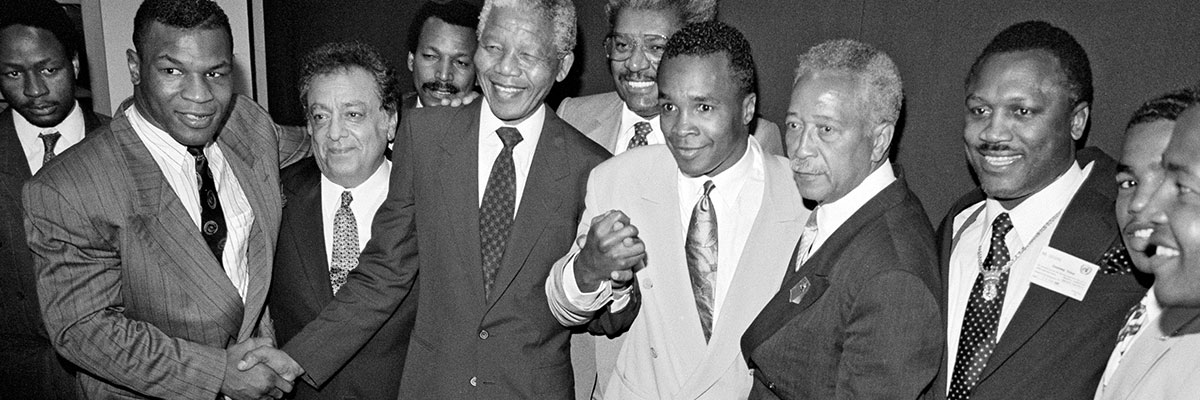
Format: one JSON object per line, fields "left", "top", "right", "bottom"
{"left": 975, "top": 209, "right": 1063, "bottom": 301}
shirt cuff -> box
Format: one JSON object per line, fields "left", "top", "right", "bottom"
{"left": 561, "top": 254, "right": 614, "bottom": 312}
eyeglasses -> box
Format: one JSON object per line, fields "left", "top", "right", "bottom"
{"left": 605, "top": 33, "right": 669, "bottom": 62}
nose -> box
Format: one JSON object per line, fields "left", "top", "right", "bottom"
{"left": 976, "top": 115, "right": 1012, "bottom": 144}
{"left": 436, "top": 59, "right": 453, "bottom": 81}
{"left": 1128, "top": 172, "right": 1165, "bottom": 218}
{"left": 626, "top": 45, "right": 650, "bottom": 73}
{"left": 791, "top": 127, "right": 818, "bottom": 160}
{"left": 327, "top": 114, "right": 351, "bottom": 141}
{"left": 23, "top": 73, "right": 49, "bottom": 98}
{"left": 181, "top": 73, "right": 214, "bottom": 103}
{"left": 1143, "top": 173, "right": 1173, "bottom": 227}
{"left": 496, "top": 51, "right": 520, "bottom": 77}
{"left": 666, "top": 108, "right": 697, "bottom": 139}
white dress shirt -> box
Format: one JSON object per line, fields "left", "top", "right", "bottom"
{"left": 127, "top": 106, "right": 254, "bottom": 301}
{"left": 799, "top": 160, "right": 897, "bottom": 266}
{"left": 15, "top": 101, "right": 86, "bottom": 174}
{"left": 320, "top": 160, "right": 391, "bottom": 267}
{"left": 476, "top": 97, "right": 544, "bottom": 213}
{"left": 611, "top": 105, "right": 664, "bottom": 156}
{"left": 946, "top": 160, "right": 1092, "bottom": 393}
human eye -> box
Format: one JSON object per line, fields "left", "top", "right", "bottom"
{"left": 161, "top": 68, "right": 183, "bottom": 75}
{"left": 785, "top": 121, "right": 800, "bottom": 131}
{"left": 661, "top": 103, "right": 677, "bottom": 113}
{"left": 454, "top": 59, "right": 471, "bottom": 68}
{"left": 206, "top": 71, "right": 227, "bottom": 79}
{"left": 697, "top": 104, "right": 713, "bottom": 113}
{"left": 1, "top": 71, "right": 18, "bottom": 78}
{"left": 346, "top": 111, "right": 365, "bottom": 119}
{"left": 308, "top": 111, "right": 329, "bottom": 124}
{"left": 967, "top": 105, "right": 989, "bottom": 117}
{"left": 41, "top": 67, "right": 61, "bottom": 75}
{"left": 1013, "top": 107, "right": 1032, "bottom": 117}
{"left": 1116, "top": 173, "right": 1136, "bottom": 190}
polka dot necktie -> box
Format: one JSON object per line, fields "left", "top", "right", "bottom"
{"left": 686, "top": 180, "right": 717, "bottom": 342}
{"left": 948, "top": 212, "right": 1013, "bottom": 399}
{"left": 627, "top": 121, "right": 651, "bottom": 150}
{"left": 187, "top": 146, "right": 227, "bottom": 268}
{"left": 40, "top": 130, "right": 61, "bottom": 164}
{"left": 480, "top": 127, "right": 522, "bottom": 300}
{"left": 329, "top": 191, "right": 358, "bottom": 294}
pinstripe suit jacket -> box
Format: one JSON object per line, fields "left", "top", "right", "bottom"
{"left": 23, "top": 95, "right": 306, "bottom": 399}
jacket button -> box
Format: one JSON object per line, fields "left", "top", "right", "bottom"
{"left": 479, "top": 330, "right": 489, "bottom": 340}
{"left": 470, "top": 376, "right": 477, "bottom": 386}
{"left": 768, "top": 382, "right": 776, "bottom": 390}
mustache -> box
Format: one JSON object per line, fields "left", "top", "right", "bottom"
{"left": 975, "top": 143, "right": 1016, "bottom": 153}
{"left": 620, "top": 72, "right": 656, "bottom": 82}
{"left": 421, "top": 81, "right": 460, "bottom": 94}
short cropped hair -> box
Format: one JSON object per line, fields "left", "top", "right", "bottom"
{"left": 604, "top": 0, "right": 716, "bottom": 28}
{"left": 133, "top": 0, "right": 231, "bottom": 54}
{"left": 794, "top": 39, "right": 904, "bottom": 125}
{"left": 0, "top": 0, "right": 79, "bottom": 59}
{"left": 298, "top": 41, "right": 401, "bottom": 114}
{"left": 967, "top": 20, "right": 1092, "bottom": 107}
{"left": 406, "top": 1, "right": 481, "bottom": 54}
{"left": 662, "top": 20, "right": 755, "bottom": 96}
{"left": 1126, "top": 86, "right": 1200, "bottom": 130}
{"left": 479, "top": 0, "right": 576, "bottom": 55}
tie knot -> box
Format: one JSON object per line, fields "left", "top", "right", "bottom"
{"left": 39, "top": 131, "right": 61, "bottom": 142}
{"left": 496, "top": 127, "right": 523, "bottom": 149}
{"left": 340, "top": 190, "right": 353, "bottom": 207}
{"left": 187, "top": 145, "right": 206, "bottom": 158}
{"left": 634, "top": 121, "right": 652, "bottom": 137}
{"left": 804, "top": 210, "right": 818, "bottom": 231}
{"left": 702, "top": 180, "right": 715, "bottom": 196}
{"left": 992, "top": 212, "right": 1013, "bottom": 237}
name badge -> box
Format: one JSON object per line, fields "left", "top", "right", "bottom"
{"left": 789, "top": 277, "right": 811, "bottom": 304}
{"left": 1031, "top": 246, "right": 1098, "bottom": 301}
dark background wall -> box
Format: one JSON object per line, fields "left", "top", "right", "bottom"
{"left": 264, "top": 0, "right": 1200, "bottom": 222}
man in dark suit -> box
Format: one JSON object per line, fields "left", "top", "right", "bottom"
{"left": 933, "top": 21, "right": 1148, "bottom": 400}
{"left": 404, "top": 0, "right": 480, "bottom": 109}
{"left": 0, "top": 1, "right": 108, "bottom": 397}
{"left": 740, "top": 39, "right": 941, "bottom": 400}
{"left": 23, "top": 1, "right": 306, "bottom": 399}
{"left": 255, "top": 1, "right": 635, "bottom": 398}
{"left": 269, "top": 41, "right": 415, "bottom": 400}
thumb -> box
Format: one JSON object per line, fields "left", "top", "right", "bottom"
{"left": 237, "top": 349, "right": 265, "bottom": 371}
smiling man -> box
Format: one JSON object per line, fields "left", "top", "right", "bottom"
{"left": 557, "top": 0, "right": 785, "bottom": 157}
{"left": 405, "top": 0, "right": 480, "bottom": 109}
{"left": 934, "top": 21, "right": 1147, "bottom": 400}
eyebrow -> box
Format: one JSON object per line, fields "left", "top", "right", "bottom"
{"left": 1116, "top": 163, "right": 1133, "bottom": 174}
{"left": 157, "top": 54, "right": 232, "bottom": 70}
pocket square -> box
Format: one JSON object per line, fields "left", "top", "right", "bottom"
{"left": 789, "top": 277, "right": 811, "bottom": 304}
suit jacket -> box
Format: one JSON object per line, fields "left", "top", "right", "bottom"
{"left": 0, "top": 106, "right": 106, "bottom": 399}
{"left": 269, "top": 157, "right": 418, "bottom": 400}
{"left": 557, "top": 91, "right": 787, "bottom": 157}
{"left": 741, "top": 174, "right": 942, "bottom": 400}
{"left": 547, "top": 142, "right": 806, "bottom": 399}
{"left": 24, "top": 95, "right": 303, "bottom": 399}
{"left": 1094, "top": 306, "right": 1200, "bottom": 400}
{"left": 284, "top": 101, "right": 622, "bottom": 399}
{"left": 930, "top": 148, "right": 1149, "bottom": 400}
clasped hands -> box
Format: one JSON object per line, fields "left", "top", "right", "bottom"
{"left": 574, "top": 210, "right": 646, "bottom": 292}
{"left": 223, "top": 337, "right": 304, "bottom": 400}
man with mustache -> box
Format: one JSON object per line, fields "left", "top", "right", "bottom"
{"left": 934, "top": 21, "right": 1147, "bottom": 400}
{"left": 0, "top": 1, "right": 108, "bottom": 397}
{"left": 405, "top": 0, "right": 480, "bottom": 109}
{"left": 1094, "top": 86, "right": 1200, "bottom": 400}
{"left": 557, "top": 0, "right": 785, "bottom": 157}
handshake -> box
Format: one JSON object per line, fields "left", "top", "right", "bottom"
{"left": 574, "top": 210, "right": 647, "bottom": 292}
{"left": 221, "top": 337, "right": 305, "bottom": 400}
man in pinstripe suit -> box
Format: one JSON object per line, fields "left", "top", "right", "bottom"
{"left": 22, "top": 1, "right": 306, "bottom": 399}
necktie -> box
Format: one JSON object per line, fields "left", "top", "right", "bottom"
{"left": 627, "top": 121, "right": 651, "bottom": 150}
{"left": 686, "top": 180, "right": 718, "bottom": 342}
{"left": 1114, "top": 301, "right": 1147, "bottom": 356}
{"left": 40, "top": 130, "right": 62, "bottom": 164}
{"left": 187, "top": 146, "right": 227, "bottom": 268}
{"left": 330, "top": 191, "right": 359, "bottom": 294}
{"left": 480, "top": 127, "right": 522, "bottom": 300}
{"left": 794, "top": 211, "right": 819, "bottom": 271}
{"left": 948, "top": 212, "right": 1013, "bottom": 399}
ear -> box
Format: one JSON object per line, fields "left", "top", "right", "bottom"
{"left": 407, "top": 52, "right": 415, "bottom": 72}
{"left": 741, "top": 92, "right": 757, "bottom": 126}
{"left": 870, "top": 122, "right": 895, "bottom": 163}
{"left": 386, "top": 109, "right": 399, "bottom": 142}
{"left": 126, "top": 48, "right": 141, "bottom": 85}
{"left": 555, "top": 52, "right": 575, "bottom": 82}
{"left": 1069, "top": 101, "right": 1089, "bottom": 141}
{"left": 71, "top": 54, "right": 80, "bottom": 79}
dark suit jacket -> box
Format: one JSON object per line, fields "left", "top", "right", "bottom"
{"left": 270, "top": 157, "right": 418, "bottom": 400}
{"left": 24, "top": 95, "right": 305, "bottom": 399}
{"left": 742, "top": 174, "right": 942, "bottom": 400}
{"left": 0, "top": 106, "right": 106, "bottom": 399}
{"left": 284, "top": 101, "right": 628, "bottom": 399}
{"left": 929, "top": 148, "right": 1149, "bottom": 400}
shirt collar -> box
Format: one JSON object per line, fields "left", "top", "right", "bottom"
{"left": 14, "top": 100, "right": 85, "bottom": 141}
{"left": 126, "top": 105, "right": 192, "bottom": 161}
{"left": 678, "top": 135, "right": 763, "bottom": 205}
{"left": 619, "top": 103, "right": 659, "bottom": 134}
{"left": 985, "top": 160, "right": 1090, "bottom": 243}
{"left": 815, "top": 160, "right": 897, "bottom": 237}
{"left": 478, "top": 97, "right": 545, "bottom": 146}
{"left": 321, "top": 159, "right": 392, "bottom": 195}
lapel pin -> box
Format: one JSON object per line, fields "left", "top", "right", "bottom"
{"left": 789, "top": 277, "right": 810, "bottom": 304}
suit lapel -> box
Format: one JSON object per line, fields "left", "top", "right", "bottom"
{"left": 283, "top": 162, "right": 334, "bottom": 306}
{"left": 114, "top": 114, "right": 243, "bottom": 340}
{"left": 0, "top": 110, "right": 32, "bottom": 206}
{"left": 595, "top": 95, "right": 624, "bottom": 152}
{"left": 436, "top": 103, "right": 486, "bottom": 307}
{"left": 1110, "top": 308, "right": 1200, "bottom": 400}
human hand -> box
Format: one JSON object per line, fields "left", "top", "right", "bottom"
{"left": 435, "top": 90, "right": 480, "bottom": 107}
{"left": 574, "top": 210, "right": 645, "bottom": 292}
{"left": 238, "top": 346, "right": 305, "bottom": 381}
{"left": 222, "top": 338, "right": 293, "bottom": 400}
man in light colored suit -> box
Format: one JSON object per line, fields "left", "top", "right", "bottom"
{"left": 546, "top": 21, "right": 806, "bottom": 399}
{"left": 740, "top": 39, "right": 940, "bottom": 400}
{"left": 1094, "top": 86, "right": 1200, "bottom": 400}
{"left": 24, "top": 1, "right": 305, "bottom": 398}
{"left": 556, "top": 0, "right": 785, "bottom": 158}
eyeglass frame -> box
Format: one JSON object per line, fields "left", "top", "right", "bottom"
{"left": 604, "top": 33, "right": 669, "bottom": 63}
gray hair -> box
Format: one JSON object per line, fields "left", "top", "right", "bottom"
{"left": 478, "top": 0, "right": 576, "bottom": 55}
{"left": 795, "top": 39, "right": 903, "bottom": 125}
{"left": 604, "top": 0, "right": 716, "bottom": 27}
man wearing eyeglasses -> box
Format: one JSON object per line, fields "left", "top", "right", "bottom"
{"left": 556, "top": 0, "right": 785, "bottom": 157}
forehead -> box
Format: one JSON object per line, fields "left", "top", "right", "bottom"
{"left": 0, "top": 25, "right": 68, "bottom": 60}
{"left": 1121, "top": 120, "right": 1174, "bottom": 165}
{"left": 1165, "top": 107, "right": 1200, "bottom": 168}
{"left": 613, "top": 8, "right": 682, "bottom": 36}
{"left": 419, "top": 16, "right": 475, "bottom": 48}
{"left": 660, "top": 54, "right": 733, "bottom": 94}
{"left": 307, "top": 67, "right": 381, "bottom": 105}
{"left": 139, "top": 22, "right": 232, "bottom": 60}
{"left": 790, "top": 71, "right": 861, "bottom": 111}
{"left": 481, "top": 6, "right": 554, "bottom": 47}
{"left": 970, "top": 50, "right": 1068, "bottom": 98}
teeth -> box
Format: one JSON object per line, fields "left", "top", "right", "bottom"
{"left": 495, "top": 85, "right": 521, "bottom": 95}
{"left": 1134, "top": 228, "right": 1153, "bottom": 238}
{"left": 627, "top": 81, "right": 654, "bottom": 88}
{"left": 985, "top": 155, "right": 1020, "bottom": 166}
{"left": 1158, "top": 247, "right": 1181, "bottom": 257}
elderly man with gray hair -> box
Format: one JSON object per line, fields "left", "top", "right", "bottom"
{"left": 740, "top": 39, "right": 941, "bottom": 400}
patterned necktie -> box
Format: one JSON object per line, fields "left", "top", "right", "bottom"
{"left": 40, "top": 130, "right": 62, "bottom": 164}
{"left": 480, "top": 127, "right": 522, "bottom": 300}
{"left": 793, "top": 211, "right": 819, "bottom": 271}
{"left": 1114, "top": 301, "right": 1147, "bottom": 356}
{"left": 187, "top": 146, "right": 227, "bottom": 268}
{"left": 330, "top": 191, "right": 359, "bottom": 294}
{"left": 948, "top": 212, "right": 1013, "bottom": 400}
{"left": 627, "top": 121, "right": 651, "bottom": 150}
{"left": 686, "top": 180, "right": 718, "bottom": 342}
